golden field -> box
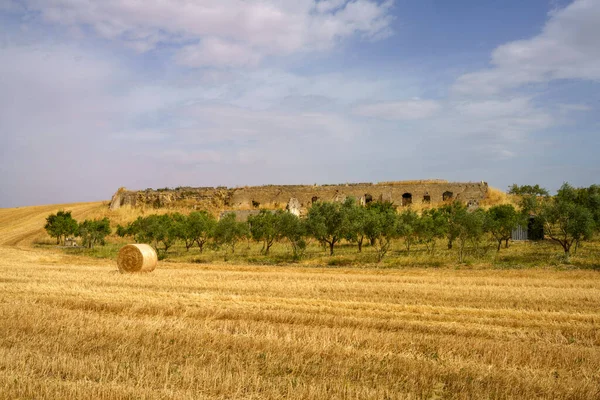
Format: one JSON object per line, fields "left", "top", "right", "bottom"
{"left": 0, "top": 202, "right": 599, "bottom": 399}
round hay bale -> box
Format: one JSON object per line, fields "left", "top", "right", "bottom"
{"left": 117, "top": 244, "right": 157, "bottom": 273}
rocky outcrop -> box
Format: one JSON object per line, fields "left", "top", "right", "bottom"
{"left": 109, "top": 180, "right": 489, "bottom": 215}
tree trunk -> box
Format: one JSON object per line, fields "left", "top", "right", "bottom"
{"left": 447, "top": 238, "right": 453, "bottom": 250}
{"left": 329, "top": 241, "right": 335, "bottom": 256}
{"left": 357, "top": 237, "right": 363, "bottom": 253}
{"left": 497, "top": 240, "right": 502, "bottom": 252}
{"left": 458, "top": 240, "right": 465, "bottom": 263}
{"left": 505, "top": 239, "right": 509, "bottom": 249}
{"left": 429, "top": 241, "right": 436, "bottom": 256}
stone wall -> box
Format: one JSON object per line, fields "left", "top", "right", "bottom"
{"left": 109, "top": 180, "right": 489, "bottom": 215}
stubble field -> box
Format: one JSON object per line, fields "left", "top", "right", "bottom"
{"left": 0, "top": 203, "right": 599, "bottom": 399}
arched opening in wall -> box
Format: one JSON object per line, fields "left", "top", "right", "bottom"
{"left": 402, "top": 193, "right": 412, "bottom": 206}
{"left": 443, "top": 191, "right": 454, "bottom": 201}
{"left": 364, "top": 194, "right": 373, "bottom": 204}
{"left": 311, "top": 196, "right": 319, "bottom": 204}
{"left": 422, "top": 194, "right": 431, "bottom": 204}
{"left": 252, "top": 200, "right": 260, "bottom": 208}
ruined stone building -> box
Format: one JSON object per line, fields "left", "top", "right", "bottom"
{"left": 109, "top": 180, "right": 489, "bottom": 218}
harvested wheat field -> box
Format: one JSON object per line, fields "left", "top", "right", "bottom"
{"left": 0, "top": 202, "right": 107, "bottom": 247}
{"left": 0, "top": 243, "right": 599, "bottom": 399}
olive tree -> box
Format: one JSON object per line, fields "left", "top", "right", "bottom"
{"left": 248, "top": 210, "right": 279, "bottom": 255}
{"left": 276, "top": 211, "right": 307, "bottom": 259}
{"left": 539, "top": 183, "right": 595, "bottom": 261}
{"left": 305, "top": 201, "right": 348, "bottom": 256}
{"left": 214, "top": 212, "right": 249, "bottom": 253}
{"left": 45, "top": 210, "right": 78, "bottom": 245}
{"left": 485, "top": 204, "right": 523, "bottom": 251}
{"left": 415, "top": 208, "right": 447, "bottom": 256}
{"left": 77, "top": 217, "right": 111, "bottom": 248}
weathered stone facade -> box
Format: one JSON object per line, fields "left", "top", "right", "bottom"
{"left": 109, "top": 180, "right": 488, "bottom": 215}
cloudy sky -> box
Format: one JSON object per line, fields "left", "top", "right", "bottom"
{"left": 1, "top": 0, "right": 599, "bottom": 207}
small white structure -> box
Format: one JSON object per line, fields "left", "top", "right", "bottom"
{"left": 286, "top": 198, "right": 301, "bottom": 217}
{"left": 64, "top": 237, "right": 77, "bottom": 247}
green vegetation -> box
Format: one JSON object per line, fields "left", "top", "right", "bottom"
{"left": 213, "top": 212, "right": 249, "bottom": 254}
{"left": 485, "top": 204, "right": 523, "bottom": 251}
{"left": 46, "top": 182, "right": 600, "bottom": 269}
{"left": 77, "top": 217, "right": 111, "bottom": 248}
{"left": 305, "top": 200, "right": 347, "bottom": 256}
{"left": 44, "top": 210, "right": 78, "bottom": 245}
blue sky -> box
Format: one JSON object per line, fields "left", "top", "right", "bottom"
{"left": 0, "top": 0, "right": 598, "bottom": 207}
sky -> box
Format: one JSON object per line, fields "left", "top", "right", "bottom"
{"left": 0, "top": 0, "right": 599, "bottom": 208}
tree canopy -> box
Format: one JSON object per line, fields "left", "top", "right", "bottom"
{"left": 44, "top": 210, "right": 78, "bottom": 245}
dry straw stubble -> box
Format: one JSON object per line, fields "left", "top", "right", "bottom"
{"left": 116, "top": 244, "right": 157, "bottom": 273}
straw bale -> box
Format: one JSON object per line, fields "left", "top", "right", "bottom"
{"left": 117, "top": 244, "right": 157, "bottom": 273}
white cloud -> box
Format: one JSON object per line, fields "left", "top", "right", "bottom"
{"left": 353, "top": 100, "right": 441, "bottom": 120}
{"left": 11, "top": 0, "right": 394, "bottom": 67}
{"left": 558, "top": 103, "right": 593, "bottom": 112}
{"left": 176, "top": 37, "right": 262, "bottom": 68}
{"left": 174, "top": 103, "right": 360, "bottom": 143}
{"left": 454, "top": 0, "right": 600, "bottom": 95}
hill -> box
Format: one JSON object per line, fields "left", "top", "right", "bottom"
{"left": 0, "top": 202, "right": 107, "bottom": 246}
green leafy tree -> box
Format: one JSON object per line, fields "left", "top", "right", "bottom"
{"left": 415, "top": 208, "right": 447, "bottom": 256}
{"left": 186, "top": 211, "right": 217, "bottom": 253}
{"left": 459, "top": 209, "right": 486, "bottom": 263}
{"left": 44, "top": 210, "right": 78, "bottom": 245}
{"left": 440, "top": 201, "right": 466, "bottom": 250}
{"left": 442, "top": 202, "right": 486, "bottom": 262}
{"left": 276, "top": 211, "right": 307, "bottom": 259}
{"left": 508, "top": 184, "right": 549, "bottom": 197}
{"left": 485, "top": 204, "right": 523, "bottom": 251}
{"left": 116, "top": 216, "right": 148, "bottom": 243}
{"left": 397, "top": 209, "right": 419, "bottom": 256}
{"left": 508, "top": 184, "right": 550, "bottom": 217}
{"left": 248, "top": 210, "right": 279, "bottom": 255}
{"left": 343, "top": 197, "right": 368, "bottom": 252}
{"left": 172, "top": 213, "right": 195, "bottom": 251}
{"left": 214, "top": 213, "right": 249, "bottom": 253}
{"left": 146, "top": 214, "right": 180, "bottom": 254}
{"left": 77, "top": 217, "right": 111, "bottom": 248}
{"left": 539, "top": 183, "right": 595, "bottom": 261}
{"left": 570, "top": 184, "right": 600, "bottom": 230}
{"left": 366, "top": 202, "right": 399, "bottom": 262}
{"left": 306, "top": 201, "right": 348, "bottom": 256}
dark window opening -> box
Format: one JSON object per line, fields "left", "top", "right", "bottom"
{"left": 311, "top": 196, "right": 319, "bottom": 204}
{"left": 443, "top": 191, "right": 454, "bottom": 201}
{"left": 402, "top": 193, "right": 412, "bottom": 206}
{"left": 364, "top": 194, "right": 373, "bottom": 204}
{"left": 423, "top": 195, "right": 431, "bottom": 204}
{"left": 528, "top": 217, "right": 544, "bottom": 240}
{"left": 252, "top": 200, "right": 260, "bottom": 208}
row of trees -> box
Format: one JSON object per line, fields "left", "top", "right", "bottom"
{"left": 511, "top": 183, "right": 599, "bottom": 260}
{"left": 115, "top": 210, "right": 308, "bottom": 258}
{"left": 47, "top": 183, "right": 599, "bottom": 263}
{"left": 114, "top": 198, "right": 530, "bottom": 262}
{"left": 44, "top": 211, "right": 111, "bottom": 248}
